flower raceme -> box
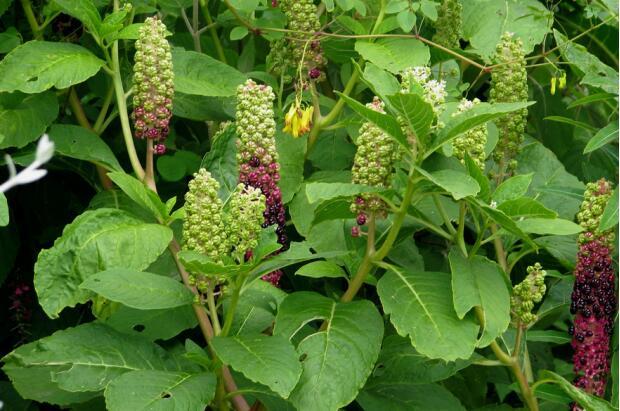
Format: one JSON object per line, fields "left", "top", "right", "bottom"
{"left": 510, "top": 263, "right": 547, "bottom": 326}
{"left": 452, "top": 98, "right": 488, "bottom": 170}
{"left": 432, "top": 0, "right": 462, "bottom": 49}
{"left": 131, "top": 17, "right": 173, "bottom": 153}
{"left": 283, "top": 102, "right": 313, "bottom": 138}
{"left": 569, "top": 179, "right": 616, "bottom": 405}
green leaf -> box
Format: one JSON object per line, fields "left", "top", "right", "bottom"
{"left": 107, "top": 172, "right": 168, "bottom": 221}
{"left": 295, "top": 260, "right": 346, "bottom": 279}
{"left": 387, "top": 93, "right": 434, "bottom": 141}
{"left": 336, "top": 91, "right": 409, "bottom": 150}
{"left": 312, "top": 197, "right": 355, "bottom": 225}
{"left": 544, "top": 116, "right": 597, "bottom": 131}
{"left": 516, "top": 218, "right": 583, "bottom": 235}
{"left": 471, "top": 200, "right": 537, "bottom": 249}
{"left": 354, "top": 38, "right": 429, "bottom": 74}
{"left": 361, "top": 63, "right": 401, "bottom": 97}
{"left": 599, "top": 187, "right": 618, "bottom": 232}
{"left": 0, "top": 192, "right": 7, "bottom": 227}
{"left": 396, "top": 9, "right": 416, "bottom": 32}
{"left": 104, "top": 305, "right": 198, "bottom": 341}
{"left": 211, "top": 335, "right": 302, "bottom": 398}
{"left": 419, "top": 169, "right": 481, "bottom": 200}
{"left": 0, "top": 41, "right": 105, "bottom": 93}
{"left": 34, "top": 209, "right": 173, "bottom": 318}
{"left": 497, "top": 198, "right": 557, "bottom": 218}
{"left": 567, "top": 92, "right": 618, "bottom": 109}
{"left": 537, "top": 277, "right": 573, "bottom": 320}
{"left": 230, "top": 26, "right": 249, "bottom": 40}
{"left": 554, "top": 30, "right": 618, "bottom": 94}
{"left": 105, "top": 370, "right": 216, "bottom": 411}
{"left": 1, "top": 323, "right": 182, "bottom": 405}
{"left": 357, "top": 382, "right": 466, "bottom": 411}
{"left": 428, "top": 102, "right": 534, "bottom": 157}
{"left": 526, "top": 330, "right": 571, "bottom": 345}
{"left": 276, "top": 129, "right": 306, "bottom": 204}
{"left": 493, "top": 174, "right": 533, "bottom": 204}
{"left": 535, "top": 235, "right": 577, "bottom": 270}
{"left": 172, "top": 48, "right": 246, "bottom": 97}
{"left": 201, "top": 123, "right": 239, "bottom": 199}
{"left": 0, "top": 91, "right": 58, "bottom": 149}
{"left": 228, "top": 280, "right": 287, "bottom": 336}
{"left": 462, "top": 0, "right": 553, "bottom": 61}
{"left": 0, "top": 0, "right": 12, "bottom": 18}
{"left": 274, "top": 292, "right": 384, "bottom": 410}
{"left": 48, "top": 124, "right": 122, "bottom": 171}
{"left": 53, "top": 0, "right": 102, "bottom": 38}
{"left": 537, "top": 371, "right": 616, "bottom": 411}
{"left": 584, "top": 121, "right": 619, "bottom": 154}
{"left": 177, "top": 250, "right": 246, "bottom": 278}
{"left": 80, "top": 269, "right": 194, "bottom": 310}
{"left": 305, "top": 182, "right": 383, "bottom": 203}
{"left": 377, "top": 266, "right": 479, "bottom": 361}
{"left": 0, "top": 27, "right": 22, "bottom": 53}
{"left": 448, "top": 250, "right": 510, "bottom": 347}
{"left": 464, "top": 154, "right": 491, "bottom": 201}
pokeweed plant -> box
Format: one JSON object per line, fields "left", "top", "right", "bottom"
{"left": 0, "top": 1, "right": 617, "bottom": 411}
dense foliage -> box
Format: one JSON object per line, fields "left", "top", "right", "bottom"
{"left": 0, "top": 1, "right": 618, "bottom": 410}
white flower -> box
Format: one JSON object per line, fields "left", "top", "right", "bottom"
{"left": 0, "top": 134, "right": 55, "bottom": 193}
{"left": 490, "top": 200, "right": 498, "bottom": 209}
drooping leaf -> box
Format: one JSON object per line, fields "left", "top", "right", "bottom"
{"left": 0, "top": 41, "right": 105, "bottom": 93}
{"left": 201, "top": 123, "right": 239, "bottom": 199}
{"left": 53, "top": 0, "right": 102, "bottom": 37}
{"left": 599, "top": 187, "right": 618, "bottom": 231}
{"left": 107, "top": 172, "right": 168, "bottom": 221}
{"left": 105, "top": 370, "right": 216, "bottom": 411}
{"left": 34, "top": 209, "right": 173, "bottom": 318}
{"left": 354, "top": 39, "right": 429, "bottom": 74}
{"left": 470, "top": 199, "right": 537, "bottom": 249}
{"left": 295, "top": 260, "right": 347, "bottom": 279}
{"left": 172, "top": 48, "right": 246, "bottom": 97}
{"left": 0, "top": 91, "right": 58, "bottom": 149}
{"left": 104, "top": 305, "right": 198, "bottom": 341}
{"left": 211, "top": 334, "right": 302, "bottom": 398}
{"left": 448, "top": 250, "right": 511, "bottom": 347}
{"left": 497, "top": 198, "right": 557, "bottom": 219}
{"left": 584, "top": 121, "right": 619, "bottom": 154}
{"left": 377, "top": 266, "right": 479, "bottom": 361}
{"left": 536, "top": 371, "right": 616, "bottom": 411}
{"left": 274, "top": 292, "right": 384, "bottom": 410}
{"left": 48, "top": 124, "right": 122, "bottom": 171}
{"left": 80, "top": 269, "right": 194, "bottom": 310}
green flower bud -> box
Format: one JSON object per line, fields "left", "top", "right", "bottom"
{"left": 511, "top": 263, "right": 547, "bottom": 326}
{"left": 452, "top": 98, "right": 488, "bottom": 170}
{"left": 490, "top": 32, "right": 528, "bottom": 173}
{"left": 226, "top": 184, "right": 266, "bottom": 263}
{"left": 577, "top": 179, "right": 615, "bottom": 247}
{"left": 433, "top": 0, "right": 462, "bottom": 49}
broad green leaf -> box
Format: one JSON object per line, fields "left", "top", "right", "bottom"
{"left": 362, "top": 62, "right": 401, "bottom": 97}
{"left": 104, "top": 305, "right": 198, "bottom": 341}
{"left": 537, "top": 277, "right": 573, "bottom": 320}
{"left": 448, "top": 250, "right": 510, "bottom": 347}
{"left": 34, "top": 208, "right": 173, "bottom": 318}
{"left": 336, "top": 92, "right": 409, "bottom": 150}
{"left": 0, "top": 27, "right": 22, "bottom": 53}
{"left": 295, "top": 260, "right": 346, "bottom": 278}
{"left": 48, "top": 124, "right": 122, "bottom": 171}
{"left": 312, "top": 197, "right": 355, "bottom": 225}
{"left": 493, "top": 174, "right": 533, "bottom": 204}
{"left": 387, "top": 93, "right": 434, "bottom": 141}
{"left": 535, "top": 235, "right": 577, "bottom": 270}
{"left": 584, "top": 121, "right": 618, "bottom": 153}
{"left": 107, "top": 172, "right": 168, "bottom": 221}
{"left": 172, "top": 48, "right": 246, "bottom": 97}
{"left": 516, "top": 141, "right": 585, "bottom": 219}
{"left": 462, "top": 0, "right": 553, "bottom": 61}
{"left": 357, "top": 382, "right": 466, "bottom": 411}
{"left": 516, "top": 218, "right": 583, "bottom": 235}
{"left": 276, "top": 129, "right": 306, "bottom": 204}
{"left": 554, "top": 30, "right": 618, "bottom": 94}
{"left": 0, "top": 0, "right": 11, "bottom": 18}
{"left": 174, "top": 93, "right": 236, "bottom": 121}
{"left": 526, "top": 330, "right": 571, "bottom": 345}
{"left": 396, "top": 9, "right": 417, "bottom": 32}
{"left": 1, "top": 323, "right": 181, "bottom": 405}
{"left": 354, "top": 39, "right": 429, "bottom": 74}
{"left": 537, "top": 371, "right": 616, "bottom": 411}
{"left": 228, "top": 280, "right": 287, "bottom": 336}
{"left": 211, "top": 335, "right": 302, "bottom": 398}
{"left": 0, "top": 41, "right": 105, "bottom": 93}
{"left": 105, "top": 370, "right": 216, "bottom": 411}
{"left": 53, "top": 0, "right": 102, "bottom": 37}
{"left": 471, "top": 199, "right": 537, "bottom": 249}
{"left": 0, "top": 91, "right": 58, "bottom": 149}
{"left": 464, "top": 154, "right": 491, "bottom": 201}
{"left": 0, "top": 192, "right": 7, "bottom": 226}
{"left": 274, "top": 292, "right": 384, "bottom": 411}
{"left": 80, "top": 269, "right": 194, "bottom": 310}
{"left": 157, "top": 150, "right": 201, "bottom": 182}
{"left": 201, "top": 123, "right": 238, "bottom": 199}
{"left": 305, "top": 182, "right": 383, "bottom": 203}
{"left": 599, "top": 187, "right": 618, "bottom": 232}
{"left": 418, "top": 168, "right": 480, "bottom": 200}
{"left": 428, "top": 101, "right": 534, "bottom": 157}
{"left": 177, "top": 250, "right": 246, "bottom": 278}
{"left": 497, "top": 198, "right": 557, "bottom": 219}
{"left": 377, "top": 267, "right": 479, "bottom": 361}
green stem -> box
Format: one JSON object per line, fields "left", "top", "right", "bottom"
{"left": 20, "top": 0, "right": 42, "bottom": 39}
{"left": 200, "top": 0, "right": 227, "bottom": 63}
{"left": 341, "top": 214, "right": 376, "bottom": 302}
{"left": 144, "top": 139, "right": 157, "bottom": 192}
{"left": 93, "top": 84, "right": 115, "bottom": 134}
{"left": 456, "top": 202, "right": 468, "bottom": 257}
{"left": 409, "top": 216, "right": 453, "bottom": 241}
{"left": 491, "top": 224, "right": 508, "bottom": 272}
{"left": 207, "top": 284, "right": 222, "bottom": 335}
{"left": 221, "top": 280, "right": 243, "bottom": 336}
{"left": 433, "top": 194, "right": 457, "bottom": 235}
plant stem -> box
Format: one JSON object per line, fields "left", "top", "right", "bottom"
{"left": 207, "top": 284, "right": 223, "bottom": 335}
{"left": 409, "top": 217, "right": 453, "bottom": 241}
{"left": 221, "top": 279, "right": 243, "bottom": 336}
{"left": 93, "top": 85, "right": 115, "bottom": 134}
{"left": 456, "top": 201, "right": 468, "bottom": 257}
{"left": 341, "top": 214, "right": 376, "bottom": 302}
{"left": 144, "top": 140, "right": 157, "bottom": 192}
{"left": 513, "top": 322, "right": 524, "bottom": 358}
{"left": 200, "top": 0, "right": 227, "bottom": 63}
{"left": 433, "top": 194, "right": 457, "bottom": 235}
{"left": 491, "top": 224, "right": 508, "bottom": 272}
{"left": 20, "top": 0, "right": 41, "bottom": 39}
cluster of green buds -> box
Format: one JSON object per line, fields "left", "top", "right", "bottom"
{"left": 577, "top": 179, "right": 615, "bottom": 247}
{"left": 267, "top": 0, "right": 326, "bottom": 82}
{"left": 225, "top": 184, "right": 266, "bottom": 263}
{"left": 490, "top": 32, "right": 528, "bottom": 173}
{"left": 511, "top": 263, "right": 547, "bottom": 326}
{"left": 350, "top": 98, "right": 400, "bottom": 229}
{"left": 132, "top": 17, "right": 174, "bottom": 154}
{"left": 452, "top": 98, "right": 488, "bottom": 169}
{"left": 432, "top": 0, "right": 462, "bottom": 49}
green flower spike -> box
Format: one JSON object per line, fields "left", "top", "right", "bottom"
{"left": 226, "top": 184, "right": 266, "bottom": 263}
{"left": 433, "top": 0, "right": 462, "bottom": 49}
{"left": 511, "top": 263, "right": 547, "bottom": 326}
{"left": 577, "top": 179, "right": 615, "bottom": 247}
{"left": 452, "top": 98, "right": 488, "bottom": 170}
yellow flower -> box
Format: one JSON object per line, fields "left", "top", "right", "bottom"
{"left": 558, "top": 71, "right": 566, "bottom": 89}
{"left": 550, "top": 76, "right": 557, "bottom": 95}
{"left": 283, "top": 103, "right": 313, "bottom": 138}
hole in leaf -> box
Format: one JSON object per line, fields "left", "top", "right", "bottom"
{"left": 27, "top": 76, "right": 38, "bottom": 82}
{"left": 299, "top": 353, "right": 307, "bottom": 362}
{"left": 133, "top": 324, "right": 145, "bottom": 332}
{"left": 161, "top": 392, "right": 171, "bottom": 399}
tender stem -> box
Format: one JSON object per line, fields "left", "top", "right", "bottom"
{"left": 20, "top": 0, "right": 41, "bottom": 39}
{"left": 433, "top": 194, "right": 457, "bottom": 235}
{"left": 93, "top": 85, "right": 115, "bottom": 134}
{"left": 207, "top": 284, "right": 223, "bottom": 335}
{"left": 200, "top": 0, "right": 227, "bottom": 63}
{"left": 221, "top": 279, "right": 243, "bottom": 336}
{"left": 491, "top": 224, "right": 508, "bottom": 272}
{"left": 341, "top": 214, "right": 376, "bottom": 302}
{"left": 456, "top": 201, "right": 468, "bottom": 257}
